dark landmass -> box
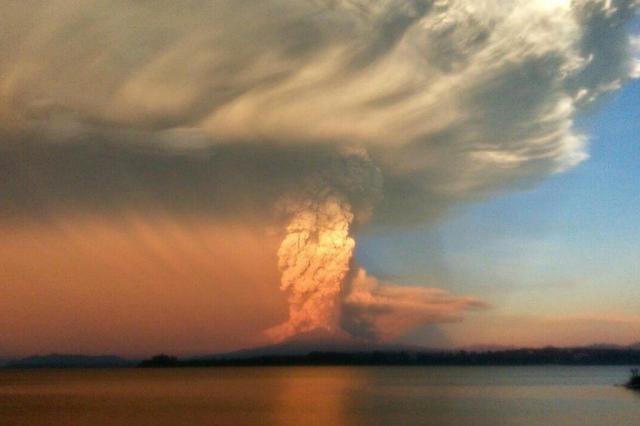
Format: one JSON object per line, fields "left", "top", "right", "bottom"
{"left": 139, "top": 354, "right": 179, "bottom": 368}
{"left": 627, "top": 368, "right": 640, "bottom": 390}
{"left": 582, "top": 343, "right": 639, "bottom": 350}
{"left": 213, "top": 331, "right": 428, "bottom": 360}
{"left": 141, "top": 347, "right": 640, "bottom": 367}
{"left": 458, "top": 344, "right": 519, "bottom": 352}
{"left": 4, "top": 342, "right": 640, "bottom": 368}
{"left": 5, "top": 354, "right": 135, "bottom": 368}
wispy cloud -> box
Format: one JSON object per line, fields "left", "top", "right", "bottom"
{"left": 0, "top": 0, "right": 638, "bottom": 352}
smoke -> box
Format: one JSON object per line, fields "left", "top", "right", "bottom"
{"left": 265, "top": 147, "right": 382, "bottom": 341}
{"left": 1, "top": 0, "right": 639, "bottom": 348}
{"left": 268, "top": 191, "right": 489, "bottom": 342}
{"left": 268, "top": 192, "right": 355, "bottom": 340}
{"left": 343, "top": 269, "right": 488, "bottom": 341}
{"left": 2, "top": 1, "right": 637, "bottom": 224}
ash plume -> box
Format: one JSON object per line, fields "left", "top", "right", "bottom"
{"left": 266, "top": 147, "right": 382, "bottom": 341}
{"left": 343, "top": 269, "right": 489, "bottom": 341}
{"left": 0, "top": 0, "right": 638, "bottom": 350}
{"left": 267, "top": 192, "right": 356, "bottom": 340}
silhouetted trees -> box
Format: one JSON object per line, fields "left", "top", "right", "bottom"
{"left": 139, "top": 354, "right": 179, "bottom": 368}
{"left": 138, "top": 348, "right": 640, "bottom": 368}
{"left": 628, "top": 368, "right": 640, "bottom": 389}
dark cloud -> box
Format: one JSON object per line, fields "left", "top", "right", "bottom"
{"left": 0, "top": 1, "right": 637, "bottom": 227}
{"left": 1, "top": 130, "right": 380, "bottom": 222}
{"left": 1, "top": 0, "right": 638, "bottom": 345}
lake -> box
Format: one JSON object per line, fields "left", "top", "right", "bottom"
{"left": 1, "top": 366, "right": 639, "bottom": 425}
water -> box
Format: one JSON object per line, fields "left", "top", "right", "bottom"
{"left": 1, "top": 366, "right": 638, "bottom": 425}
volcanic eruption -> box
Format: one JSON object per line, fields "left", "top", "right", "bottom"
{"left": 1, "top": 0, "right": 638, "bottom": 353}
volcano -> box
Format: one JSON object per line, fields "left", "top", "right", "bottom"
{"left": 200, "top": 329, "right": 433, "bottom": 360}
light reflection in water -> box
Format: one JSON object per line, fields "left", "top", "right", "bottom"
{"left": 1, "top": 367, "right": 639, "bottom": 426}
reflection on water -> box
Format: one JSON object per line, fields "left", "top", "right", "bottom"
{"left": 1, "top": 366, "right": 639, "bottom": 425}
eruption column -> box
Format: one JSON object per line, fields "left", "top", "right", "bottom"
{"left": 267, "top": 192, "right": 356, "bottom": 341}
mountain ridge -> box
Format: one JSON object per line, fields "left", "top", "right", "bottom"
{"left": 4, "top": 341, "right": 640, "bottom": 368}
{"left": 5, "top": 354, "right": 134, "bottom": 368}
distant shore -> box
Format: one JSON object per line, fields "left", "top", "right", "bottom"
{"left": 4, "top": 347, "right": 640, "bottom": 369}
{"left": 143, "top": 348, "right": 640, "bottom": 368}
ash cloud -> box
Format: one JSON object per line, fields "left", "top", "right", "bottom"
{"left": 0, "top": 133, "right": 380, "bottom": 223}
{"left": 1, "top": 0, "right": 638, "bottom": 343}
{"left": 343, "top": 269, "right": 488, "bottom": 341}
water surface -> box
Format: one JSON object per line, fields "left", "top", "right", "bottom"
{"left": 1, "top": 366, "right": 639, "bottom": 425}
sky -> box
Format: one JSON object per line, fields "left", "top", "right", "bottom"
{"left": 1, "top": 0, "right": 639, "bottom": 356}
{"left": 358, "top": 77, "right": 640, "bottom": 348}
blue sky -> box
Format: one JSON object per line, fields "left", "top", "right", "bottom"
{"left": 358, "top": 78, "right": 640, "bottom": 345}
{"left": 3, "top": 1, "right": 638, "bottom": 355}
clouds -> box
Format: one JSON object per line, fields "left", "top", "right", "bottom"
{"left": 0, "top": 135, "right": 380, "bottom": 222}
{"left": 1, "top": 0, "right": 638, "bottom": 225}
{"left": 1, "top": 1, "right": 638, "bottom": 350}
{"left": 268, "top": 193, "right": 357, "bottom": 340}
{"left": 343, "top": 269, "right": 488, "bottom": 341}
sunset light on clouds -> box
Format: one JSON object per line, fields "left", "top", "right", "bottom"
{"left": 1, "top": 0, "right": 639, "bottom": 357}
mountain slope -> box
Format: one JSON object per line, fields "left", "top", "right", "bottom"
{"left": 199, "top": 330, "right": 433, "bottom": 360}
{"left": 6, "top": 354, "right": 134, "bottom": 368}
